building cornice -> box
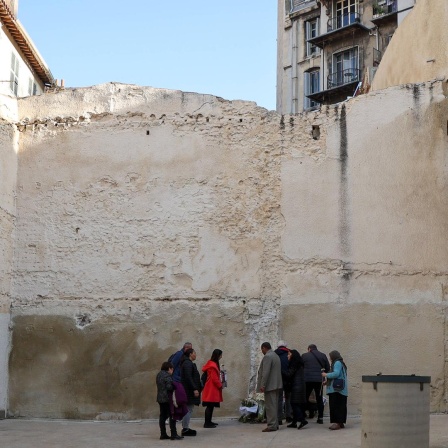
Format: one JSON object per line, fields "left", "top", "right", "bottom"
{"left": 0, "top": 0, "right": 54, "bottom": 86}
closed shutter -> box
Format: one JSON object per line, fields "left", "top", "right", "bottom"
{"left": 304, "top": 72, "right": 310, "bottom": 109}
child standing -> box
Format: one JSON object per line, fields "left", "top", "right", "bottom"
{"left": 156, "top": 361, "right": 183, "bottom": 440}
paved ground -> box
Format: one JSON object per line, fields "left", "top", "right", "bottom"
{"left": 1, "top": 415, "right": 448, "bottom": 447}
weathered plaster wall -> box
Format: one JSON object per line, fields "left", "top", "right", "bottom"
{"left": 372, "top": 0, "right": 448, "bottom": 91}
{"left": 10, "top": 84, "right": 314, "bottom": 419}
{"left": 7, "top": 80, "right": 448, "bottom": 419}
{"left": 281, "top": 80, "right": 448, "bottom": 413}
{"left": 0, "top": 94, "right": 17, "bottom": 417}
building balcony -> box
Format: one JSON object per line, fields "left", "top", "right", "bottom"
{"left": 327, "top": 68, "right": 361, "bottom": 89}
{"left": 373, "top": 0, "right": 397, "bottom": 17}
{"left": 327, "top": 11, "right": 361, "bottom": 32}
{"left": 307, "top": 12, "right": 370, "bottom": 48}
{"left": 306, "top": 68, "right": 361, "bottom": 104}
{"left": 371, "top": 1, "right": 398, "bottom": 23}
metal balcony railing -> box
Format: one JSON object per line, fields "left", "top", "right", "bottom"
{"left": 373, "top": 0, "right": 397, "bottom": 18}
{"left": 327, "top": 68, "right": 361, "bottom": 89}
{"left": 327, "top": 11, "right": 361, "bottom": 32}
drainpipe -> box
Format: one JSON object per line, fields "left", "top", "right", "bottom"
{"left": 322, "top": 41, "right": 326, "bottom": 92}
{"left": 375, "top": 25, "right": 379, "bottom": 51}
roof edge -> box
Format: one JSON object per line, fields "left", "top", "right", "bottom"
{"left": 0, "top": 0, "right": 55, "bottom": 86}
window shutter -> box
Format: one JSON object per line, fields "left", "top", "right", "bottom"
{"left": 306, "top": 21, "right": 311, "bottom": 56}
{"left": 304, "top": 72, "right": 310, "bottom": 109}
{"left": 315, "top": 18, "right": 321, "bottom": 54}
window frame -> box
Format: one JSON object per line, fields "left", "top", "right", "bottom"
{"left": 28, "top": 78, "right": 37, "bottom": 96}
{"left": 305, "top": 17, "right": 320, "bottom": 57}
{"left": 331, "top": 46, "right": 359, "bottom": 87}
{"left": 304, "top": 68, "right": 320, "bottom": 110}
{"left": 335, "top": 0, "right": 359, "bottom": 27}
{"left": 10, "top": 52, "right": 19, "bottom": 96}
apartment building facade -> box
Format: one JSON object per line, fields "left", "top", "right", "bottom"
{"left": 277, "top": 0, "right": 416, "bottom": 114}
{"left": 0, "top": 0, "right": 54, "bottom": 97}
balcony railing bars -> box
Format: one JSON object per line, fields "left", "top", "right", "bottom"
{"left": 327, "top": 68, "right": 361, "bottom": 89}
{"left": 327, "top": 11, "right": 361, "bottom": 32}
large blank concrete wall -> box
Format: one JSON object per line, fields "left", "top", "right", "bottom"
{"left": 7, "top": 80, "right": 448, "bottom": 419}
{"left": 10, "top": 84, "right": 299, "bottom": 419}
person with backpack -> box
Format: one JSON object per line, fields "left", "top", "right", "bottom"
{"left": 169, "top": 342, "right": 193, "bottom": 382}
{"left": 201, "top": 349, "right": 223, "bottom": 428}
{"left": 180, "top": 348, "right": 201, "bottom": 436}
{"left": 302, "top": 344, "right": 330, "bottom": 424}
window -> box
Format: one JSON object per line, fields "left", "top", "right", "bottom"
{"left": 335, "top": 0, "right": 358, "bottom": 28}
{"left": 305, "top": 18, "right": 320, "bottom": 57}
{"left": 330, "top": 47, "right": 359, "bottom": 87}
{"left": 304, "top": 69, "right": 320, "bottom": 109}
{"left": 28, "top": 78, "right": 37, "bottom": 96}
{"left": 10, "top": 53, "right": 19, "bottom": 96}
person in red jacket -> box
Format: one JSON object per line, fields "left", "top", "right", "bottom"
{"left": 201, "top": 349, "right": 223, "bottom": 428}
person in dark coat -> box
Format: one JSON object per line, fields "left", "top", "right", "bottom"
{"left": 274, "top": 341, "right": 292, "bottom": 424}
{"left": 156, "top": 361, "right": 183, "bottom": 440}
{"left": 302, "top": 344, "right": 330, "bottom": 423}
{"left": 284, "top": 349, "right": 308, "bottom": 430}
{"left": 180, "top": 348, "right": 201, "bottom": 436}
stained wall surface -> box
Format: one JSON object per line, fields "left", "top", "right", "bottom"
{"left": 5, "top": 80, "right": 448, "bottom": 419}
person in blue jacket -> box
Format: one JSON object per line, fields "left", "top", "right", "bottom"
{"left": 321, "top": 350, "right": 348, "bottom": 430}
{"left": 171, "top": 342, "right": 193, "bottom": 382}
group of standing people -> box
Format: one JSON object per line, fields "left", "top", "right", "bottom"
{"left": 156, "top": 340, "right": 347, "bottom": 440}
{"left": 156, "top": 342, "right": 224, "bottom": 440}
{"left": 257, "top": 341, "right": 348, "bottom": 432}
